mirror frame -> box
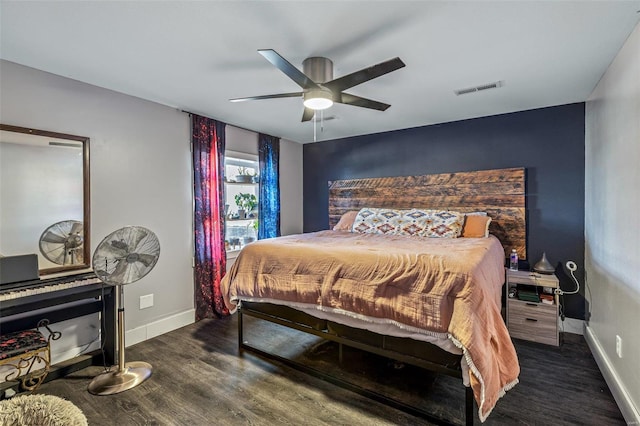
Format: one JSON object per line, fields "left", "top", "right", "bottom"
{"left": 0, "top": 124, "right": 91, "bottom": 275}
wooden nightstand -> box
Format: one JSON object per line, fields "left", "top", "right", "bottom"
{"left": 505, "top": 269, "right": 560, "bottom": 346}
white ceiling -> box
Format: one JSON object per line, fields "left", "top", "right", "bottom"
{"left": 1, "top": 1, "right": 639, "bottom": 143}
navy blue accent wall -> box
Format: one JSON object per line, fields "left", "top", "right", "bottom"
{"left": 303, "top": 103, "right": 586, "bottom": 319}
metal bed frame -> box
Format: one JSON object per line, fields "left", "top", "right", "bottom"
{"left": 238, "top": 303, "right": 474, "bottom": 426}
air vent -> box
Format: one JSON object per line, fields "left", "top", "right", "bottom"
{"left": 454, "top": 80, "right": 504, "bottom": 96}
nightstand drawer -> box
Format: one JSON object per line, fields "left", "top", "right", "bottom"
{"left": 508, "top": 299, "right": 557, "bottom": 317}
{"left": 507, "top": 271, "right": 558, "bottom": 288}
{"left": 505, "top": 269, "right": 560, "bottom": 346}
{"left": 508, "top": 323, "right": 558, "bottom": 346}
{"left": 508, "top": 300, "right": 558, "bottom": 345}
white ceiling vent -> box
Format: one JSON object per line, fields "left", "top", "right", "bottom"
{"left": 454, "top": 80, "right": 504, "bottom": 96}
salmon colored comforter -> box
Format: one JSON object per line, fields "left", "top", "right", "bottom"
{"left": 221, "top": 230, "right": 519, "bottom": 421}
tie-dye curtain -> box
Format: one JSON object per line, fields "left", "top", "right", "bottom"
{"left": 192, "top": 115, "right": 228, "bottom": 319}
{"left": 258, "top": 134, "right": 280, "bottom": 239}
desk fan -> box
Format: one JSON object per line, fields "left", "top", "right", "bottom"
{"left": 39, "top": 220, "right": 84, "bottom": 265}
{"left": 88, "top": 226, "right": 160, "bottom": 395}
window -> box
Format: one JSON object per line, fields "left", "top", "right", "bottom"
{"left": 224, "top": 151, "right": 258, "bottom": 252}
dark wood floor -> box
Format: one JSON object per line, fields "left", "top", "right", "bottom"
{"left": 33, "top": 315, "right": 624, "bottom": 425}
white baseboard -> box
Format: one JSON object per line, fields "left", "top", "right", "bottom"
{"left": 52, "top": 340, "right": 102, "bottom": 364}
{"left": 584, "top": 325, "right": 640, "bottom": 425}
{"left": 559, "top": 317, "right": 584, "bottom": 335}
{"left": 125, "top": 309, "right": 195, "bottom": 347}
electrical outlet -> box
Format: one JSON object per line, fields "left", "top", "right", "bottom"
{"left": 615, "top": 335, "right": 622, "bottom": 358}
{"left": 139, "top": 294, "right": 154, "bottom": 310}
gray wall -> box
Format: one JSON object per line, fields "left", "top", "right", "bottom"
{"left": 0, "top": 60, "right": 303, "bottom": 357}
{"left": 1, "top": 60, "right": 194, "bottom": 352}
{"left": 585, "top": 22, "right": 640, "bottom": 422}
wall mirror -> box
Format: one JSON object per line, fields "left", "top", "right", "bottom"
{"left": 0, "top": 124, "right": 90, "bottom": 276}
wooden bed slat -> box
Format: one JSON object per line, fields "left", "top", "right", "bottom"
{"left": 328, "top": 167, "right": 526, "bottom": 259}
{"left": 330, "top": 194, "right": 525, "bottom": 209}
{"left": 329, "top": 168, "right": 525, "bottom": 188}
{"left": 330, "top": 182, "right": 525, "bottom": 197}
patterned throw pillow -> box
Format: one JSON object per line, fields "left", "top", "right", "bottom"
{"left": 352, "top": 208, "right": 465, "bottom": 238}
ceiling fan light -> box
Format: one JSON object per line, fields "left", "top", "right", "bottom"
{"left": 303, "top": 90, "right": 333, "bottom": 110}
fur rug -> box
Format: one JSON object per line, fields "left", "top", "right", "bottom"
{"left": 0, "top": 394, "right": 87, "bottom": 426}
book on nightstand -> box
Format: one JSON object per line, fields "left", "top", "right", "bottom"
{"left": 540, "top": 294, "right": 554, "bottom": 305}
{"left": 516, "top": 284, "right": 540, "bottom": 303}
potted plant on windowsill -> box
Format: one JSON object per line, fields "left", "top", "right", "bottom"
{"left": 235, "top": 167, "right": 255, "bottom": 184}
{"left": 243, "top": 220, "right": 259, "bottom": 245}
{"left": 234, "top": 193, "right": 257, "bottom": 219}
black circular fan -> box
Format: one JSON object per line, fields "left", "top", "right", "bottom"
{"left": 88, "top": 226, "right": 160, "bottom": 396}
{"left": 39, "top": 220, "right": 84, "bottom": 265}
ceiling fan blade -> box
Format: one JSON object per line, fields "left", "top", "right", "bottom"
{"left": 230, "top": 92, "right": 303, "bottom": 102}
{"left": 301, "top": 107, "right": 315, "bottom": 122}
{"left": 258, "top": 49, "right": 320, "bottom": 90}
{"left": 324, "top": 57, "right": 405, "bottom": 92}
{"left": 336, "top": 93, "right": 391, "bottom": 111}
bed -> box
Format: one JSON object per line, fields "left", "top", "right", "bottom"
{"left": 221, "top": 167, "right": 525, "bottom": 425}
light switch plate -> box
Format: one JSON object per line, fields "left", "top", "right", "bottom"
{"left": 140, "top": 294, "right": 154, "bottom": 310}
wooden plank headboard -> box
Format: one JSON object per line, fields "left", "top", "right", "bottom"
{"left": 328, "top": 167, "right": 526, "bottom": 259}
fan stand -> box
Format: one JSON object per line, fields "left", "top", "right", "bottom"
{"left": 88, "top": 285, "right": 152, "bottom": 395}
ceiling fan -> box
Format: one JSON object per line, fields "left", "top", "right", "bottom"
{"left": 230, "top": 49, "right": 405, "bottom": 122}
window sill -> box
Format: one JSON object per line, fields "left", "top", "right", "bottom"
{"left": 226, "top": 249, "right": 244, "bottom": 261}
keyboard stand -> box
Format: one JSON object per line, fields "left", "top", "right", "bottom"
{"left": 0, "top": 275, "right": 116, "bottom": 396}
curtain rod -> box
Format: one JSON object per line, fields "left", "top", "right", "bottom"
{"left": 180, "top": 109, "right": 280, "bottom": 140}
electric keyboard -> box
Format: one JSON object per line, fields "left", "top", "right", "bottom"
{"left": 0, "top": 272, "right": 102, "bottom": 302}
{"left": 0, "top": 271, "right": 116, "bottom": 366}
